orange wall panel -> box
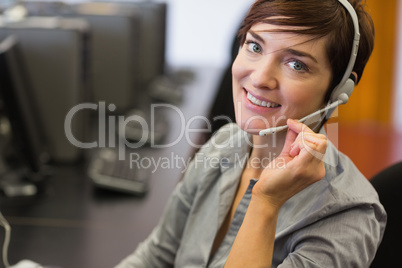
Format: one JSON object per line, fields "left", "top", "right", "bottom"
{"left": 339, "top": 0, "right": 397, "bottom": 124}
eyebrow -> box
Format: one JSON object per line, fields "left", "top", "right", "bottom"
{"left": 249, "top": 30, "right": 265, "bottom": 44}
{"left": 247, "top": 30, "right": 319, "bottom": 63}
{"left": 285, "top": 48, "right": 318, "bottom": 63}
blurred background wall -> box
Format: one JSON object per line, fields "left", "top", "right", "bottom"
{"left": 16, "top": 0, "right": 400, "bottom": 129}
{"left": 331, "top": 0, "right": 402, "bottom": 178}
{"left": 341, "top": 0, "right": 398, "bottom": 126}
{"left": 137, "top": 0, "right": 400, "bottom": 131}
{"left": 2, "top": 0, "right": 401, "bottom": 178}
{"left": 169, "top": 0, "right": 402, "bottom": 132}
{"left": 154, "top": 0, "right": 402, "bottom": 177}
{"left": 163, "top": 0, "right": 402, "bottom": 178}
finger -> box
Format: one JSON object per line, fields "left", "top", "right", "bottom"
{"left": 289, "top": 140, "right": 301, "bottom": 157}
{"left": 297, "top": 133, "right": 328, "bottom": 161}
{"left": 287, "top": 118, "right": 315, "bottom": 135}
{"left": 298, "top": 132, "right": 328, "bottom": 152}
{"left": 281, "top": 122, "right": 298, "bottom": 156}
{"left": 290, "top": 130, "right": 327, "bottom": 158}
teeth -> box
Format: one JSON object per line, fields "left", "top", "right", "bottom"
{"left": 247, "top": 92, "right": 280, "bottom": 108}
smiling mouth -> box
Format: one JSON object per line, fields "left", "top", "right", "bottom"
{"left": 246, "top": 92, "right": 281, "bottom": 108}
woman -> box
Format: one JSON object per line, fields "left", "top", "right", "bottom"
{"left": 116, "top": 0, "right": 386, "bottom": 267}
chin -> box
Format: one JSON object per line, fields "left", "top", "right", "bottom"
{"left": 236, "top": 120, "right": 267, "bottom": 136}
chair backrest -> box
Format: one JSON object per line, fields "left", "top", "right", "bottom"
{"left": 369, "top": 161, "right": 402, "bottom": 267}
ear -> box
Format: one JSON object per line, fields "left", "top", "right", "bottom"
{"left": 351, "top": 72, "right": 358, "bottom": 83}
{"left": 329, "top": 73, "right": 356, "bottom": 103}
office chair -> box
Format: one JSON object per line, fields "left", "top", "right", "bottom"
{"left": 369, "top": 161, "right": 402, "bottom": 267}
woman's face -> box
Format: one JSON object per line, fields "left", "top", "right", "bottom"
{"left": 232, "top": 22, "right": 332, "bottom": 135}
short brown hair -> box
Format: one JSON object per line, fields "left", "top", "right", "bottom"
{"left": 237, "top": 0, "right": 374, "bottom": 97}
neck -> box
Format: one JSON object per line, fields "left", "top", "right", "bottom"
{"left": 248, "top": 131, "right": 286, "bottom": 169}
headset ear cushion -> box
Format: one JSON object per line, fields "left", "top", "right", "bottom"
{"left": 330, "top": 78, "right": 355, "bottom": 103}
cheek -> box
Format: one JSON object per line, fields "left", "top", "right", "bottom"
{"left": 284, "top": 82, "right": 327, "bottom": 114}
{"left": 231, "top": 55, "right": 248, "bottom": 87}
{"left": 231, "top": 58, "right": 242, "bottom": 101}
{"left": 231, "top": 57, "right": 246, "bottom": 123}
{"left": 232, "top": 55, "right": 252, "bottom": 101}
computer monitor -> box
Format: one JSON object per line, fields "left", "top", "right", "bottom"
{"left": 0, "top": 35, "right": 49, "bottom": 177}
{"left": 0, "top": 17, "right": 90, "bottom": 162}
{"left": 118, "top": 1, "right": 167, "bottom": 87}
{"left": 24, "top": 0, "right": 167, "bottom": 101}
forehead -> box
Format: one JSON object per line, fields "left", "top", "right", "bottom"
{"left": 249, "top": 22, "right": 329, "bottom": 56}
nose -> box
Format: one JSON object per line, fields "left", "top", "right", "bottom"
{"left": 250, "top": 55, "right": 279, "bottom": 90}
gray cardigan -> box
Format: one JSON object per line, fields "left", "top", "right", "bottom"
{"left": 115, "top": 123, "right": 386, "bottom": 268}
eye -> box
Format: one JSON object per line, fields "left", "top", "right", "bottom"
{"left": 288, "top": 60, "right": 309, "bottom": 72}
{"left": 245, "top": 41, "right": 262, "bottom": 54}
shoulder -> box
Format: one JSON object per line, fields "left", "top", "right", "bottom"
{"left": 324, "top": 142, "right": 386, "bottom": 230}
{"left": 204, "top": 123, "right": 248, "bottom": 148}
{"left": 324, "top": 141, "right": 383, "bottom": 211}
{"left": 179, "top": 123, "right": 250, "bottom": 190}
{"left": 274, "top": 141, "right": 386, "bottom": 267}
{"left": 196, "top": 123, "right": 251, "bottom": 159}
{"left": 277, "top": 139, "right": 386, "bottom": 239}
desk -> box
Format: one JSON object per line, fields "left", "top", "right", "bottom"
{"left": 0, "top": 67, "right": 223, "bottom": 268}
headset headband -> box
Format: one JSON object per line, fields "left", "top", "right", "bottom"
{"left": 336, "top": 0, "right": 360, "bottom": 88}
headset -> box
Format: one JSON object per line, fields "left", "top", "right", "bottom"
{"left": 259, "top": 0, "right": 361, "bottom": 136}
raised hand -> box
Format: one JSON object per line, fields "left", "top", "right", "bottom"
{"left": 252, "top": 119, "right": 329, "bottom": 209}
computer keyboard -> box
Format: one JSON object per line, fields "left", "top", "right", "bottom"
{"left": 88, "top": 148, "right": 150, "bottom": 194}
